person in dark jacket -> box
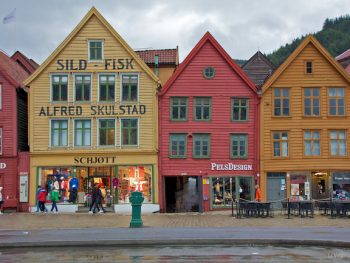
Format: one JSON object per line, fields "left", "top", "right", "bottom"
{"left": 89, "top": 183, "right": 99, "bottom": 214}
{"left": 94, "top": 184, "right": 106, "bottom": 213}
{"left": 38, "top": 188, "right": 47, "bottom": 213}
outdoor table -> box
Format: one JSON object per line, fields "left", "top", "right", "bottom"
{"left": 257, "top": 202, "right": 272, "bottom": 217}
{"left": 330, "top": 200, "right": 350, "bottom": 218}
{"left": 288, "top": 200, "right": 314, "bottom": 218}
{"left": 236, "top": 201, "right": 272, "bottom": 218}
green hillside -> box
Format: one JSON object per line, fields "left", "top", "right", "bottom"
{"left": 267, "top": 15, "right": 350, "bottom": 66}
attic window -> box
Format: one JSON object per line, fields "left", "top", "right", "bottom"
{"left": 88, "top": 40, "right": 103, "bottom": 61}
{"left": 203, "top": 67, "right": 215, "bottom": 79}
{"left": 306, "top": 61, "right": 313, "bottom": 74}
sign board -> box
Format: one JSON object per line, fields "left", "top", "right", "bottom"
{"left": 211, "top": 163, "right": 253, "bottom": 171}
{"left": 19, "top": 174, "right": 28, "bottom": 202}
{"left": 305, "top": 182, "right": 310, "bottom": 196}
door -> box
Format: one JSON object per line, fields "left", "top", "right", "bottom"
{"left": 267, "top": 173, "right": 286, "bottom": 209}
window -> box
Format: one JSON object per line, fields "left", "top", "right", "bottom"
{"left": 170, "top": 134, "right": 187, "bottom": 158}
{"left": 88, "top": 40, "right": 103, "bottom": 61}
{"left": 99, "top": 119, "right": 115, "bottom": 146}
{"left": 99, "top": 75, "right": 115, "bottom": 101}
{"left": 274, "top": 88, "right": 289, "bottom": 116}
{"left": 328, "top": 88, "right": 345, "bottom": 116}
{"left": 194, "top": 97, "right": 211, "bottom": 120}
{"left": 170, "top": 97, "right": 188, "bottom": 121}
{"left": 203, "top": 67, "right": 215, "bottom": 79}
{"left": 304, "top": 88, "right": 320, "bottom": 116}
{"left": 231, "top": 134, "right": 248, "bottom": 158}
{"left": 75, "top": 75, "right": 91, "bottom": 101}
{"left": 193, "top": 134, "right": 210, "bottom": 158}
{"left": 304, "top": 131, "right": 320, "bottom": 156}
{"left": 74, "top": 120, "right": 91, "bottom": 146}
{"left": 232, "top": 98, "right": 249, "bottom": 121}
{"left": 306, "top": 61, "right": 313, "bottom": 74}
{"left": 330, "top": 130, "right": 346, "bottom": 156}
{"left": 121, "top": 74, "right": 138, "bottom": 102}
{"left": 273, "top": 131, "right": 288, "bottom": 157}
{"left": 51, "top": 75, "right": 68, "bottom": 101}
{"left": 121, "top": 119, "right": 138, "bottom": 146}
{"left": 0, "top": 84, "right": 2, "bottom": 110}
{"left": 51, "top": 120, "right": 68, "bottom": 147}
{"left": 0, "top": 128, "right": 2, "bottom": 155}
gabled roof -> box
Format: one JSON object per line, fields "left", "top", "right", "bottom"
{"left": 160, "top": 31, "right": 257, "bottom": 96}
{"left": 262, "top": 35, "right": 350, "bottom": 94}
{"left": 0, "top": 50, "right": 29, "bottom": 88}
{"left": 24, "top": 7, "right": 158, "bottom": 86}
{"left": 136, "top": 48, "right": 179, "bottom": 65}
{"left": 336, "top": 48, "right": 350, "bottom": 61}
{"left": 11, "top": 50, "right": 39, "bottom": 74}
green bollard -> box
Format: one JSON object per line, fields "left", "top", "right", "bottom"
{"left": 129, "top": 191, "right": 144, "bottom": 228}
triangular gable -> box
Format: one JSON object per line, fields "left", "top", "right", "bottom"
{"left": 160, "top": 31, "right": 257, "bottom": 96}
{"left": 242, "top": 51, "right": 275, "bottom": 70}
{"left": 262, "top": 35, "right": 350, "bottom": 94}
{"left": 24, "top": 7, "right": 158, "bottom": 86}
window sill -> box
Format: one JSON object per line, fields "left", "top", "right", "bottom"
{"left": 230, "top": 157, "right": 248, "bottom": 160}
{"left": 169, "top": 156, "right": 187, "bottom": 159}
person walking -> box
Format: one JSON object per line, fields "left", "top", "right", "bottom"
{"left": 96, "top": 184, "right": 106, "bottom": 214}
{"left": 89, "top": 183, "right": 99, "bottom": 214}
{"left": 0, "top": 187, "right": 3, "bottom": 214}
{"left": 255, "top": 184, "right": 262, "bottom": 202}
{"left": 38, "top": 187, "right": 47, "bottom": 213}
{"left": 50, "top": 178, "right": 59, "bottom": 213}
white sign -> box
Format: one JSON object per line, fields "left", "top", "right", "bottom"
{"left": 305, "top": 182, "right": 310, "bottom": 196}
{"left": 211, "top": 163, "right": 253, "bottom": 171}
{"left": 0, "top": 163, "right": 6, "bottom": 169}
{"left": 19, "top": 174, "right": 28, "bottom": 202}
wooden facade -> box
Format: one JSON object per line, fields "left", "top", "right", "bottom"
{"left": 159, "top": 32, "right": 259, "bottom": 212}
{"left": 260, "top": 35, "right": 350, "bottom": 203}
{"left": 24, "top": 8, "right": 160, "bottom": 212}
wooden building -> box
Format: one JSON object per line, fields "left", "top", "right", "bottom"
{"left": 0, "top": 50, "right": 37, "bottom": 212}
{"left": 159, "top": 32, "right": 259, "bottom": 212}
{"left": 336, "top": 49, "right": 350, "bottom": 74}
{"left": 260, "top": 35, "right": 350, "bottom": 203}
{"left": 24, "top": 7, "right": 160, "bottom": 213}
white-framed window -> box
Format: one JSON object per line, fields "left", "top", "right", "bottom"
{"left": 98, "top": 74, "right": 116, "bottom": 102}
{"left": 51, "top": 74, "right": 69, "bottom": 102}
{"left": 50, "top": 119, "right": 69, "bottom": 147}
{"left": 121, "top": 74, "right": 139, "bottom": 102}
{"left": 98, "top": 119, "right": 116, "bottom": 146}
{"left": 74, "top": 74, "right": 92, "bottom": 102}
{"left": 120, "top": 118, "right": 139, "bottom": 146}
{"left": 88, "top": 40, "right": 104, "bottom": 61}
{"left": 74, "top": 119, "right": 91, "bottom": 147}
{"left": 0, "top": 128, "right": 2, "bottom": 155}
{"left": 0, "top": 84, "right": 2, "bottom": 110}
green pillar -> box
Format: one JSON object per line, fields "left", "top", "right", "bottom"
{"left": 129, "top": 191, "right": 144, "bottom": 228}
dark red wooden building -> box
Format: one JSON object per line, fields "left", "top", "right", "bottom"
{"left": 0, "top": 50, "right": 37, "bottom": 212}
{"left": 158, "top": 32, "right": 259, "bottom": 212}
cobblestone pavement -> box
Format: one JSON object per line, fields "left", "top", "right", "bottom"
{"left": 1, "top": 211, "right": 350, "bottom": 230}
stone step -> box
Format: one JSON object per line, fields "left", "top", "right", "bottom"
{"left": 76, "top": 205, "right": 115, "bottom": 213}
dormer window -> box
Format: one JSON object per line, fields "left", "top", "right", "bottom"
{"left": 88, "top": 40, "right": 103, "bottom": 61}
{"left": 306, "top": 61, "right": 313, "bottom": 74}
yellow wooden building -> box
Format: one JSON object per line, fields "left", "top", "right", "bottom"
{"left": 260, "top": 35, "right": 350, "bottom": 203}
{"left": 24, "top": 7, "right": 160, "bottom": 212}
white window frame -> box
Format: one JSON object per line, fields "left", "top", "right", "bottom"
{"left": 98, "top": 73, "right": 117, "bottom": 103}
{"left": 73, "top": 73, "right": 93, "bottom": 102}
{"left": 120, "top": 117, "right": 139, "bottom": 147}
{"left": 88, "top": 39, "right": 104, "bottom": 62}
{"left": 97, "top": 118, "right": 117, "bottom": 147}
{"left": 120, "top": 73, "right": 140, "bottom": 104}
{"left": 50, "top": 73, "right": 70, "bottom": 103}
{"left": 49, "top": 119, "right": 69, "bottom": 148}
{"left": 73, "top": 119, "right": 92, "bottom": 148}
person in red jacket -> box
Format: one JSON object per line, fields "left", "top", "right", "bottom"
{"left": 255, "top": 185, "right": 262, "bottom": 202}
{"left": 38, "top": 188, "right": 47, "bottom": 213}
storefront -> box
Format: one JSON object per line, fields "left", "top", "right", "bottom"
{"left": 24, "top": 8, "right": 159, "bottom": 213}
{"left": 332, "top": 172, "right": 350, "bottom": 200}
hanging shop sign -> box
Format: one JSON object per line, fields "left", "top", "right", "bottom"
{"left": 0, "top": 163, "right": 6, "bottom": 169}
{"left": 210, "top": 163, "right": 253, "bottom": 171}
{"left": 74, "top": 156, "right": 117, "bottom": 165}
{"left": 56, "top": 58, "right": 134, "bottom": 70}
{"left": 38, "top": 105, "right": 146, "bottom": 116}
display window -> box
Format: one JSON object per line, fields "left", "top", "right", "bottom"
{"left": 332, "top": 172, "right": 350, "bottom": 200}
{"left": 290, "top": 174, "right": 308, "bottom": 200}
{"left": 118, "top": 165, "right": 152, "bottom": 203}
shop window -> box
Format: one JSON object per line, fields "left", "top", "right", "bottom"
{"left": 203, "top": 67, "right": 215, "bottom": 79}
{"left": 121, "top": 119, "right": 138, "bottom": 146}
{"left": 74, "top": 120, "right": 91, "bottom": 146}
{"left": 304, "top": 88, "right": 320, "bottom": 116}
{"left": 194, "top": 97, "right": 211, "bottom": 121}
{"left": 272, "top": 131, "right": 288, "bottom": 157}
{"left": 51, "top": 120, "right": 68, "bottom": 147}
{"left": 170, "top": 97, "right": 188, "bottom": 121}
{"left": 273, "top": 88, "right": 290, "bottom": 116}
{"left": 328, "top": 88, "right": 345, "bottom": 116}
{"left": 0, "top": 128, "right": 2, "bottom": 155}
{"left": 121, "top": 74, "right": 138, "bottom": 102}
{"left": 193, "top": 134, "right": 210, "bottom": 158}
{"left": 333, "top": 172, "right": 350, "bottom": 200}
{"left": 118, "top": 166, "right": 152, "bottom": 203}
{"left": 330, "top": 130, "right": 346, "bottom": 156}
{"left": 74, "top": 75, "right": 91, "bottom": 101}
{"left": 290, "top": 175, "right": 308, "bottom": 200}
{"left": 99, "top": 75, "right": 115, "bottom": 101}
{"left": 98, "top": 119, "right": 115, "bottom": 146}
{"left": 304, "top": 131, "right": 320, "bottom": 156}
{"left": 51, "top": 75, "right": 68, "bottom": 102}
{"left": 305, "top": 61, "right": 313, "bottom": 74}
{"left": 232, "top": 98, "right": 249, "bottom": 121}
{"left": 231, "top": 134, "right": 248, "bottom": 159}
{"left": 88, "top": 40, "right": 103, "bottom": 61}
{"left": 169, "top": 134, "right": 187, "bottom": 158}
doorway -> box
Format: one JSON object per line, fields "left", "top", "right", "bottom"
{"left": 267, "top": 172, "right": 286, "bottom": 208}
{"left": 165, "top": 176, "right": 200, "bottom": 213}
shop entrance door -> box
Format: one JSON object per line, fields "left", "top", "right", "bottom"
{"left": 267, "top": 172, "right": 286, "bottom": 209}
{"left": 165, "top": 176, "right": 200, "bottom": 213}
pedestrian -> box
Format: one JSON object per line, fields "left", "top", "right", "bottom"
{"left": 255, "top": 184, "right": 262, "bottom": 202}
{"left": 89, "top": 183, "right": 99, "bottom": 214}
{"left": 50, "top": 179, "right": 59, "bottom": 213}
{"left": 0, "top": 187, "right": 3, "bottom": 214}
{"left": 38, "top": 187, "right": 47, "bottom": 213}
{"left": 95, "top": 184, "right": 106, "bottom": 214}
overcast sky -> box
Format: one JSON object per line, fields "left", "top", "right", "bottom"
{"left": 1, "top": 0, "right": 350, "bottom": 64}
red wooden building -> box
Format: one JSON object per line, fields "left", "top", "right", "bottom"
{"left": 158, "top": 32, "right": 259, "bottom": 212}
{"left": 0, "top": 51, "right": 37, "bottom": 212}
